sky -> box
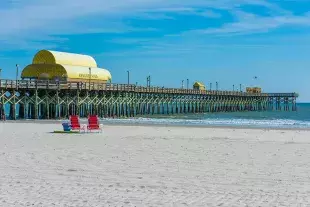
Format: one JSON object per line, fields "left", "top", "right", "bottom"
{"left": 0, "top": 0, "right": 310, "bottom": 102}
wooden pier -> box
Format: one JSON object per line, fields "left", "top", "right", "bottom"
{"left": 0, "top": 79, "right": 298, "bottom": 120}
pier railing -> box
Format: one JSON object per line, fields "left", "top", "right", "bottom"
{"left": 0, "top": 79, "right": 298, "bottom": 97}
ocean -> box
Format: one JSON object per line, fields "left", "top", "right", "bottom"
{"left": 4, "top": 103, "right": 310, "bottom": 129}
{"left": 100, "top": 103, "right": 310, "bottom": 129}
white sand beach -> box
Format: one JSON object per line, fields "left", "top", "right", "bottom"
{"left": 1, "top": 122, "right": 310, "bottom": 206}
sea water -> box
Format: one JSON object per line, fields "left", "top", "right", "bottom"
{"left": 100, "top": 103, "right": 310, "bottom": 129}
{"left": 4, "top": 103, "right": 310, "bottom": 129}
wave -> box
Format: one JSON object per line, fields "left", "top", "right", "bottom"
{"left": 100, "top": 117, "right": 310, "bottom": 129}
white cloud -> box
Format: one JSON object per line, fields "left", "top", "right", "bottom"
{"left": 0, "top": 0, "right": 161, "bottom": 42}
{"left": 147, "top": 7, "right": 222, "bottom": 18}
{"left": 0, "top": 0, "right": 279, "bottom": 35}
{"left": 199, "top": 10, "right": 222, "bottom": 18}
{"left": 0, "top": 0, "right": 309, "bottom": 50}
{"left": 195, "top": 12, "right": 310, "bottom": 36}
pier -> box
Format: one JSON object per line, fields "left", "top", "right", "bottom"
{"left": 0, "top": 79, "right": 298, "bottom": 120}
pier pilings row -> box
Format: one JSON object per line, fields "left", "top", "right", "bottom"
{"left": 0, "top": 80, "right": 298, "bottom": 120}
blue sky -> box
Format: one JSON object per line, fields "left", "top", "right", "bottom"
{"left": 0, "top": 0, "right": 310, "bottom": 101}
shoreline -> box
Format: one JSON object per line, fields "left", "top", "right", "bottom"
{"left": 1, "top": 119, "right": 310, "bottom": 131}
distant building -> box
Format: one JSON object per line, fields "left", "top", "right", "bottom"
{"left": 21, "top": 50, "right": 112, "bottom": 83}
{"left": 193, "top": 82, "right": 206, "bottom": 90}
{"left": 246, "top": 87, "right": 262, "bottom": 94}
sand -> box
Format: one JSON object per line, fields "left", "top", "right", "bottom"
{"left": 1, "top": 122, "right": 310, "bottom": 206}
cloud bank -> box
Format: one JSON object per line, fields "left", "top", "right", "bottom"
{"left": 0, "top": 0, "right": 309, "bottom": 50}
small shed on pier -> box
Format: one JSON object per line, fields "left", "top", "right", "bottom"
{"left": 246, "top": 87, "right": 262, "bottom": 94}
{"left": 193, "top": 82, "right": 206, "bottom": 90}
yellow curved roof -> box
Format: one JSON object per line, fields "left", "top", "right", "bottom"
{"left": 21, "top": 64, "right": 112, "bottom": 81}
{"left": 32, "top": 50, "right": 98, "bottom": 68}
{"left": 193, "top": 82, "right": 205, "bottom": 87}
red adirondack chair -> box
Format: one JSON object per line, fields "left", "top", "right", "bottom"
{"left": 87, "top": 115, "right": 102, "bottom": 133}
{"left": 69, "top": 115, "right": 85, "bottom": 132}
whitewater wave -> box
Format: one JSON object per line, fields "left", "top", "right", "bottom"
{"left": 100, "top": 117, "right": 310, "bottom": 129}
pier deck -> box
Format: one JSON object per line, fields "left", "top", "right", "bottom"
{"left": 0, "top": 79, "right": 298, "bottom": 120}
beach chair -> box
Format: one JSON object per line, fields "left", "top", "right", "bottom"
{"left": 87, "top": 115, "right": 102, "bottom": 133}
{"left": 69, "top": 115, "right": 85, "bottom": 132}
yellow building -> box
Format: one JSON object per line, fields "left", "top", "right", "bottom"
{"left": 21, "top": 50, "right": 112, "bottom": 83}
{"left": 193, "top": 82, "right": 206, "bottom": 90}
{"left": 246, "top": 87, "right": 253, "bottom": 93}
{"left": 246, "top": 87, "right": 262, "bottom": 94}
